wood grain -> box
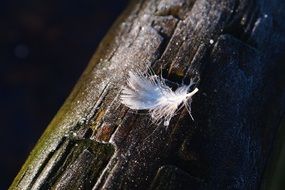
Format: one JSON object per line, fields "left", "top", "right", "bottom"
{"left": 10, "top": 0, "right": 285, "bottom": 189}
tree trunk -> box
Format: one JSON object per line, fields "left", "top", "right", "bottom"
{"left": 10, "top": 0, "right": 285, "bottom": 189}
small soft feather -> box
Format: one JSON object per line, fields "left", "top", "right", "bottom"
{"left": 120, "top": 70, "right": 198, "bottom": 126}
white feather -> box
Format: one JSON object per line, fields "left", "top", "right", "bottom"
{"left": 120, "top": 70, "right": 198, "bottom": 126}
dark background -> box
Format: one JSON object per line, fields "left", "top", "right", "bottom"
{"left": 0, "top": 0, "right": 128, "bottom": 188}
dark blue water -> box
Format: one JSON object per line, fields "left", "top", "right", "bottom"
{"left": 0, "top": 0, "right": 128, "bottom": 188}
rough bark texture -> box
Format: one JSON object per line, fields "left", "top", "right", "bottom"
{"left": 10, "top": 0, "right": 285, "bottom": 189}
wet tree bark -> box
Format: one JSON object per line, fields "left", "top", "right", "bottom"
{"left": 10, "top": 0, "right": 285, "bottom": 189}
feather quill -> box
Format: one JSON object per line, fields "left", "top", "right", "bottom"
{"left": 120, "top": 70, "right": 198, "bottom": 126}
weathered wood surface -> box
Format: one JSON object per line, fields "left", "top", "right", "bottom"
{"left": 10, "top": 0, "right": 285, "bottom": 189}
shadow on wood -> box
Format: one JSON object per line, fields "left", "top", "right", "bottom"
{"left": 10, "top": 0, "right": 285, "bottom": 189}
